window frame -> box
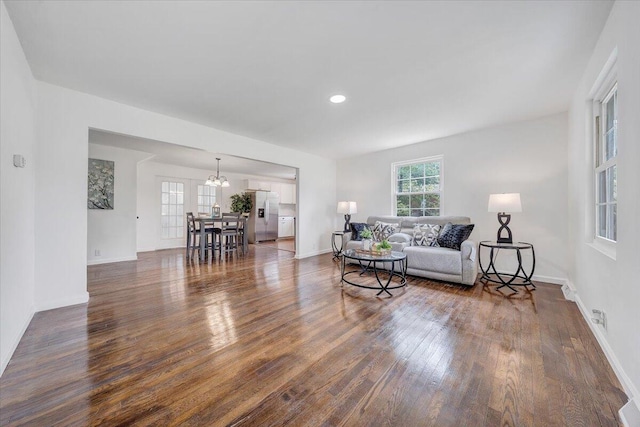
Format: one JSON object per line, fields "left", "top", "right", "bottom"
{"left": 197, "top": 184, "right": 217, "bottom": 215}
{"left": 391, "top": 155, "right": 444, "bottom": 217}
{"left": 588, "top": 51, "right": 618, "bottom": 257}
{"left": 594, "top": 83, "right": 617, "bottom": 244}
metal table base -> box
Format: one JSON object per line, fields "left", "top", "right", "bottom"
{"left": 341, "top": 250, "right": 407, "bottom": 296}
{"left": 478, "top": 241, "right": 536, "bottom": 293}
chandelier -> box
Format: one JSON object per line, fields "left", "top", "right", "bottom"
{"left": 206, "top": 157, "right": 230, "bottom": 187}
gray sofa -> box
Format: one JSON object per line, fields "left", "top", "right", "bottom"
{"left": 343, "top": 215, "right": 478, "bottom": 286}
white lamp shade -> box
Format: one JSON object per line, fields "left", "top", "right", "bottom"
{"left": 488, "top": 193, "right": 522, "bottom": 213}
{"left": 337, "top": 201, "right": 357, "bottom": 214}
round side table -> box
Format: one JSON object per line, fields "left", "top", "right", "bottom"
{"left": 478, "top": 241, "right": 536, "bottom": 293}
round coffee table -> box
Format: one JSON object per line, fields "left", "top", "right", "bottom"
{"left": 341, "top": 249, "right": 407, "bottom": 296}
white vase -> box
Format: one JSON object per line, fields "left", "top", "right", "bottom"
{"left": 362, "top": 239, "right": 372, "bottom": 251}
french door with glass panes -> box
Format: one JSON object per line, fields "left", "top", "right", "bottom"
{"left": 157, "top": 178, "right": 218, "bottom": 249}
{"left": 158, "top": 178, "right": 190, "bottom": 249}
{"left": 191, "top": 181, "right": 217, "bottom": 217}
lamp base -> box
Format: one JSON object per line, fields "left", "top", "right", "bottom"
{"left": 496, "top": 212, "right": 513, "bottom": 244}
{"left": 343, "top": 214, "right": 351, "bottom": 232}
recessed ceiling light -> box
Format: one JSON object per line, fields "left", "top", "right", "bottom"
{"left": 329, "top": 94, "right": 346, "bottom": 104}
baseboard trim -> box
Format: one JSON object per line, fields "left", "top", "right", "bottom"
{"left": 295, "top": 248, "right": 332, "bottom": 259}
{"left": 87, "top": 255, "right": 137, "bottom": 266}
{"left": 0, "top": 306, "right": 35, "bottom": 377}
{"left": 567, "top": 283, "right": 639, "bottom": 424}
{"left": 620, "top": 398, "right": 640, "bottom": 427}
{"left": 491, "top": 270, "right": 567, "bottom": 286}
{"left": 561, "top": 279, "right": 577, "bottom": 301}
{"left": 35, "top": 292, "right": 90, "bottom": 312}
{"left": 136, "top": 247, "right": 156, "bottom": 254}
{"left": 530, "top": 274, "right": 566, "bottom": 285}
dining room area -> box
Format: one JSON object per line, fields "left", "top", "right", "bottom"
{"left": 185, "top": 212, "right": 249, "bottom": 262}
{"left": 86, "top": 129, "right": 298, "bottom": 268}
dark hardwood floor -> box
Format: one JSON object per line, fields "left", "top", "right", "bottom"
{"left": 0, "top": 246, "right": 627, "bottom": 426}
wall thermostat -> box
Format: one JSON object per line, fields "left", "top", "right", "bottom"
{"left": 13, "top": 154, "right": 26, "bottom": 168}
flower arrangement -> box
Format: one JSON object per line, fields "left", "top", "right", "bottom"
{"left": 377, "top": 240, "right": 392, "bottom": 250}
{"left": 371, "top": 239, "right": 392, "bottom": 255}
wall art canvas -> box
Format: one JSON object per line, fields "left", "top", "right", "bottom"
{"left": 88, "top": 158, "right": 114, "bottom": 209}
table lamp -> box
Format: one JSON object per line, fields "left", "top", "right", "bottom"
{"left": 488, "top": 193, "right": 522, "bottom": 244}
{"left": 337, "top": 201, "right": 357, "bottom": 232}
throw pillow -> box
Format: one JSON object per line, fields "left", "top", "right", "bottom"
{"left": 436, "top": 222, "right": 475, "bottom": 251}
{"left": 350, "top": 222, "right": 371, "bottom": 241}
{"left": 412, "top": 224, "right": 441, "bottom": 246}
{"left": 372, "top": 221, "right": 399, "bottom": 241}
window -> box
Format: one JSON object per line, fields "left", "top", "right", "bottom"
{"left": 161, "top": 181, "right": 184, "bottom": 239}
{"left": 594, "top": 84, "right": 617, "bottom": 242}
{"left": 197, "top": 184, "right": 216, "bottom": 214}
{"left": 393, "top": 156, "right": 443, "bottom": 216}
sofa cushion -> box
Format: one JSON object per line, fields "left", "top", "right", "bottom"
{"left": 388, "top": 232, "right": 412, "bottom": 243}
{"left": 412, "top": 224, "right": 441, "bottom": 246}
{"left": 372, "top": 221, "right": 399, "bottom": 241}
{"left": 404, "top": 246, "right": 462, "bottom": 275}
{"left": 436, "top": 222, "right": 474, "bottom": 250}
{"left": 345, "top": 240, "right": 363, "bottom": 251}
{"left": 350, "top": 222, "right": 371, "bottom": 241}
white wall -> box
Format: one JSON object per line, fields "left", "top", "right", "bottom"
{"left": 337, "top": 113, "right": 569, "bottom": 282}
{"left": 0, "top": 1, "right": 37, "bottom": 375}
{"left": 87, "top": 144, "right": 150, "bottom": 264}
{"left": 33, "top": 81, "right": 335, "bottom": 313}
{"left": 567, "top": 1, "right": 640, "bottom": 420}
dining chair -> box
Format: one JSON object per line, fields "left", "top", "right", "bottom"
{"left": 219, "top": 215, "right": 242, "bottom": 258}
{"left": 222, "top": 213, "right": 246, "bottom": 254}
{"left": 186, "top": 212, "right": 215, "bottom": 260}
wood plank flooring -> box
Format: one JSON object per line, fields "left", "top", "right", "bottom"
{"left": 0, "top": 246, "right": 627, "bottom": 426}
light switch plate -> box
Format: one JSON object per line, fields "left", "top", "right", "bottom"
{"left": 13, "top": 154, "right": 26, "bottom": 168}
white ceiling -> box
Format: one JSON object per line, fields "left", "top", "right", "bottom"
{"left": 89, "top": 129, "right": 297, "bottom": 180}
{"left": 6, "top": 1, "right": 613, "bottom": 159}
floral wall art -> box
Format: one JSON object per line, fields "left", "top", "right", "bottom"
{"left": 88, "top": 158, "right": 114, "bottom": 209}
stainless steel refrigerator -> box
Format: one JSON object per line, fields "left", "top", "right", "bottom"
{"left": 247, "top": 191, "right": 279, "bottom": 243}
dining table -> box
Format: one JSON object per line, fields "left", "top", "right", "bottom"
{"left": 192, "top": 216, "right": 248, "bottom": 261}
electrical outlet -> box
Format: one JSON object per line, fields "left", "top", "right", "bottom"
{"left": 94, "top": 249, "right": 101, "bottom": 256}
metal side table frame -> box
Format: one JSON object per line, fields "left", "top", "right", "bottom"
{"left": 331, "top": 231, "right": 345, "bottom": 261}
{"left": 478, "top": 241, "right": 536, "bottom": 293}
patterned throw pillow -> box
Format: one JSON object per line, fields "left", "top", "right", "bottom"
{"left": 412, "top": 224, "right": 441, "bottom": 246}
{"left": 350, "top": 222, "right": 371, "bottom": 241}
{"left": 436, "top": 222, "right": 475, "bottom": 250}
{"left": 372, "top": 221, "right": 399, "bottom": 241}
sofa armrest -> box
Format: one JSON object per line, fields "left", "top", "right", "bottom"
{"left": 341, "top": 231, "right": 353, "bottom": 250}
{"left": 461, "top": 240, "right": 476, "bottom": 262}
{"left": 460, "top": 240, "right": 478, "bottom": 285}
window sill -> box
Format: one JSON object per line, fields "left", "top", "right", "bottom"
{"left": 587, "top": 241, "right": 616, "bottom": 261}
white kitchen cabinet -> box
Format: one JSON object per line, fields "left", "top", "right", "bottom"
{"left": 278, "top": 216, "right": 295, "bottom": 238}
{"left": 245, "top": 180, "right": 295, "bottom": 204}
{"left": 245, "top": 179, "right": 271, "bottom": 191}
{"left": 270, "top": 183, "right": 282, "bottom": 199}
{"left": 279, "top": 183, "right": 296, "bottom": 204}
